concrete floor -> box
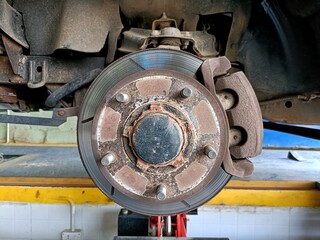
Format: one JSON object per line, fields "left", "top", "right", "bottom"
{"left": 0, "top": 146, "right": 319, "bottom": 181}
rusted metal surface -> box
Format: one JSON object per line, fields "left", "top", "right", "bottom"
{"left": 1, "top": 34, "right": 22, "bottom": 76}
{"left": 135, "top": 77, "right": 172, "bottom": 96}
{"left": 78, "top": 49, "right": 262, "bottom": 215}
{"left": 52, "top": 107, "right": 79, "bottom": 119}
{"left": 119, "top": 13, "right": 219, "bottom": 57}
{"left": 97, "top": 107, "right": 121, "bottom": 142}
{"left": 260, "top": 94, "right": 320, "bottom": 124}
{"left": 175, "top": 161, "right": 208, "bottom": 192}
{"left": 119, "top": 0, "right": 251, "bottom": 60}
{"left": 0, "top": 85, "right": 17, "bottom": 103}
{"left": 0, "top": 56, "right": 24, "bottom": 84}
{"left": 152, "top": 12, "right": 177, "bottom": 30}
{"left": 192, "top": 100, "right": 217, "bottom": 135}
{"left": 0, "top": 0, "right": 29, "bottom": 48}
{"left": 0, "top": 36, "right": 5, "bottom": 54}
{"left": 13, "top": 0, "right": 122, "bottom": 58}
{"left": 91, "top": 69, "right": 228, "bottom": 202}
{"left": 1, "top": 35, "right": 105, "bottom": 88}
{"left": 119, "top": 28, "right": 219, "bottom": 57}
{"left": 201, "top": 56, "right": 231, "bottom": 93}
{"left": 128, "top": 104, "right": 187, "bottom": 169}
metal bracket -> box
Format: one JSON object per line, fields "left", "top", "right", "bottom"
{"left": 1, "top": 35, "right": 105, "bottom": 87}
{"left": 0, "top": 107, "right": 78, "bottom": 126}
{"left": 27, "top": 59, "right": 48, "bottom": 88}
{"left": 260, "top": 94, "right": 320, "bottom": 124}
{"left": 119, "top": 28, "right": 219, "bottom": 57}
{"left": 201, "top": 57, "right": 231, "bottom": 93}
{"left": 0, "top": 0, "right": 29, "bottom": 48}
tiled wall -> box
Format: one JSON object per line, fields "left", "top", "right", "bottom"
{"left": 0, "top": 203, "right": 119, "bottom": 240}
{"left": 0, "top": 111, "right": 77, "bottom": 144}
{"left": 0, "top": 202, "right": 319, "bottom": 240}
{"left": 188, "top": 206, "right": 320, "bottom": 240}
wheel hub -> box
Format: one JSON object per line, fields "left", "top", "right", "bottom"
{"left": 92, "top": 71, "right": 228, "bottom": 201}
{"left": 132, "top": 113, "right": 183, "bottom": 164}
{"left": 78, "top": 49, "right": 263, "bottom": 215}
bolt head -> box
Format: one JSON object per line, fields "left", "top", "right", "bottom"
{"left": 57, "top": 110, "right": 65, "bottom": 116}
{"left": 115, "top": 92, "right": 130, "bottom": 103}
{"left": 101, "top": 152, "right": 115, "bottom": 166}
{"left": 180, "top": 87, "right": 192, "bottom": 98}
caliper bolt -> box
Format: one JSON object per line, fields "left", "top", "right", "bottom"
{"left": 156, "top": 184, "right": 167, "bottom": 200}
{"left": 101, "top": 152, "right": 115, "bottom": 166}
{"left": 180, "top": 87, "right": 192, "bottom": 98}
{"left": 204, "top": 146, "right": 217, "bottom": 159}
{"left": 115, "top": 92, "right": 130, "bottom": 103}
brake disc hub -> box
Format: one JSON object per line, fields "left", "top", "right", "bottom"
{"left": 92, "top": 71, "right": 228, "bottom": 201}
{"left": 132, "top": 112, "right": 183, "bottom": 165}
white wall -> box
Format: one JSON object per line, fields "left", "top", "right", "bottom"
{"left": 188, "top": 206, "right": 320, "bottom": 240}
{"left": 0, "top": 202, "right": 319, "bottom": 240}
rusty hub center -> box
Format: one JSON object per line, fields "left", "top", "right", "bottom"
{"left": 132, "top": 112, "right": 183, "bottom": 164}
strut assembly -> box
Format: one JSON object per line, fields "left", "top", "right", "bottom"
{"left": 78, "top": 49, "right": 262, "bottom": 215}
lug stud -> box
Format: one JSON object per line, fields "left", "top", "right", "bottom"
{"left": 101, "top": 152, "right": 115, "bottom": 166}
{"left": 115, "top": 92, "right": 130, "bottom": 103}
{"left": 156, "top": 184, "right": 167, "bottom": 200}
{"left": 204, "top": 146, "right": 217, "bottom": 159}
{"left": 180, "top": 87, "right": 192, "bottom": 98}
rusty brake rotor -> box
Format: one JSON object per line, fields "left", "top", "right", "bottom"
{"left": 78, "top": 49, "right": 262, "bottom": 215}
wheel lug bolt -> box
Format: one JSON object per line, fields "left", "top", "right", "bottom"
{"left": 204, "top": 146, "right": 217, "bottom": 159}
{"left": 101, "top": 152, "right": 115, "bottom": 166}
{"left": 156, "top": 184, "right": 167, "bottom": 200}
{"left": 180, "top": 87, "right": 192, "bottom": 98}
{"left": 115, "top": 92, "right": 130, "bottom": 103}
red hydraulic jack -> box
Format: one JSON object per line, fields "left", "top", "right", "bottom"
{"left": 149, "top": 213, "right": 187, "bottom": 237}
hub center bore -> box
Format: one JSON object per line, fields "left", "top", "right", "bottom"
{"left": 132, "top": 113, "right": 183, "bottom": 164}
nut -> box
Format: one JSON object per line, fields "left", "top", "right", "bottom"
{"left": 180, "top": 87, "right": 192, "bottom": 98}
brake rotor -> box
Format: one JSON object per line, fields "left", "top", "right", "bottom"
{"left": 78, "top": 49, "right": 262, "bottom": 215}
